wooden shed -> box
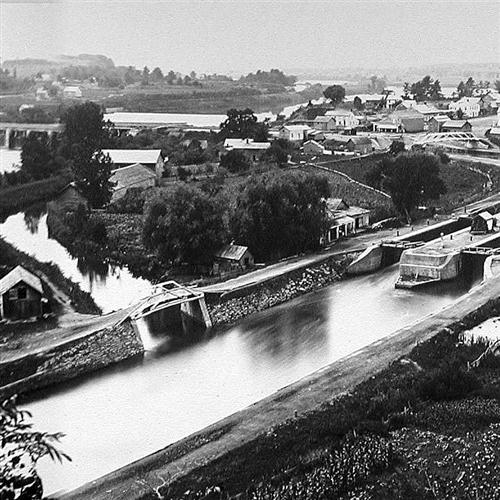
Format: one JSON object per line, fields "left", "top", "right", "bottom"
{"left": 213, "top": 244, "right": 254, "bottom": 275}
{"left": 0, "top": 266, "right": 46, "bottom": 320}
{"left": 471, "top": 211, "right": 494, "bottom": 234}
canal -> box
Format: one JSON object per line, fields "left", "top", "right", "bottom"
{"left": 0, "top": 208, "right": 478, "bottom": 496}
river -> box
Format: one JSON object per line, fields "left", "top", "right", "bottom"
{"left": 24, "top": 262, "right": 474, "bottom": 495}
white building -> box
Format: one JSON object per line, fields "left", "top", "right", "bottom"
{"left": 324, "top": 109, "right": 360, "bottom": 128}
{"left": 449, "top": 97, "right": 481, "bottom": 118}
{"left": 278, "top": 124, "right": 312, "bottom": 142}
{"left": 62, "top": 86, "right": 83, "bottom": 99}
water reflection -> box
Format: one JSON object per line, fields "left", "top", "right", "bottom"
{"left": 0, "top": 211, "right": 152, "bottom": 312}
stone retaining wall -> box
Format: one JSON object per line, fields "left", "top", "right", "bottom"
{"left": 0, "top": 320, "right": 144, "bottom": 400}
{"left": 207, "top": 253, "right": 359, "bottom": 327}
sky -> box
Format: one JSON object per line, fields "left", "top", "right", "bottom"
{"left": 1, "top": 0, "right": 499, "bottom": 75}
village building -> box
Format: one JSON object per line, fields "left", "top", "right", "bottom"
{"left": 101, "top": 149, "right": 165, "bottom": 178}
{"left": 373, "top": 109, "right": 425, "bottom": 133}
{"left": 471, "top": 211, "right": 494, "bottom": 234}
{"left": 62, "top": 86, "right": 83, "bottom": 99}
{"left": 345, "top": 137, "right": 373, "bottom": 155}
{"left": 441, "top": 120, "right": 472, "bottom": 133}
{"left": 110, "top": 163, "right": 157, "bottom": 202}
{"left": 428, "top": 115, "right": 451, "bottom": 133}
{"left": 312, "top": 115, "right": 337, "bottom": 131}
{"left": 50, "top": 183, "right": 89, "bottom": 212}
{"left": 278, "top": 124, "right": 312, "bottom": 143}
{"left": 223, "top": 138, "right": 270, "bottom": 162}
{"left": 0, "top": 266, "right": 47, "bottom": 321}
{"left": 324, "top": 109, "right": 360, "bottom": 129}
{"left": 344, "top": 94, "right": 385, "bottom": 110}
{"left": 303, "top": 140, "right": 329, "bottom": 155}
{"left": 413, "top": 103, "right": 442, "bottom": 122}
{"left": 213, "top": 244, "right": 254, "bottom": 275}
{"left": 449, "top": 97, "right": 481, "bottom": 118}
{"left": 322, "top": 198, "right": 371, "bottom": 244}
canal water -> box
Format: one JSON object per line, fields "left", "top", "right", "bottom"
{"left": 0, "top": 210, "right": 152, "bottom": 313}
{"left": 24, "top": 263, "right": 474, "bottom": 495}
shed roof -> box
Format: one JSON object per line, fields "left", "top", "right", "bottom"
{"left": 223, "top": 138, "right": 270, "bottom": 150}
{"left": 0, "top": 266, "right": 44, "bottom": 296}
{"left": 443, "top": 120, "right": 470, "bottom": 128}
{"left": 314, "top": 116, "right": 335, "bottom": 122}
{"left": 347, "top": 136, "right": 372, "bottom": 145}
{"left": 476, "top": 211, "right": 494, "bottom": 221}
{"left": 102, "top": 149, "right": 162, "bottom": 165}
{"left": 326, "top": 198, "right": 349, "bottom": 210}
{"left": 215, "top": 244, "right": 250, "bottom": 261}
{"left": 431, "top": 115, "right": 450, "bottom": 122}
{"left": 110, "top": 163, "right": 157, "bottom": 191}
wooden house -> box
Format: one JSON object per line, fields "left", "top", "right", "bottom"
{"left": 213, "top": 244, "right": 254, "bottom": 274}
{"left": 471, "top": 211, "right": 494, "bottom": 234}
{"left": 0, "top": 266, "right": 47, "bottom": 320}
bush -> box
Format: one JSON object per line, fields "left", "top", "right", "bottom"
{"left": 419, "top": 361, "right": 482, "bottom": 401}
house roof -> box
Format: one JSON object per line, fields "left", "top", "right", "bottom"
{"left": 476, "top": 211, "right": 494, "bottom": 221}
{"left": 413, "top": 104, "right": 440, "bottom": 115}
{"left": 347, "top": 137, "right": 372, "bottom": 146}
{"left": 314, "top": 116, "right": 335, "bottom": 122}
{"left": 0, "top": 265, "right": 44, "bottom": 297}
{"left": 303, "top": 140, "right": 324, "bottom": 148}
{"left": 431, "top": 115, "right": 450, "bottom": 123}
{"left": 281, "top": 124, "right": 312, "bottom": 132}
{"left": 215, "top": 244, "right": 249, "bottom": 261}
{"left": 325, "top": 109, "right": 355, "bottom": 117}
{"left": 102, "top": 149, "right": 162, "bottom": 165}
{"left": 443, "top": 120, "right": 470, "bottom": 129}
{"left": 223, "top": 138, "right": 270, "bottom": 150}
{"left": 330, "top": 215, "right": 356, "bottom": 226}
{"left": 110, "top": 163, "right": 157, "bottom": 192}
{"left": 455, "top": 97, "right": 481, "bottom": 105}
{"left": 326, "top": 198, "right": 349, "bottom": 210}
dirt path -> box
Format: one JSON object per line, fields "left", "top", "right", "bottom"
{"left": 58, "top": 274, "right": 500, "bottom": 500}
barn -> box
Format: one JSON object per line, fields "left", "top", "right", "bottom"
{"left": 0, "top": 266, "right": 47, "bottom": 321}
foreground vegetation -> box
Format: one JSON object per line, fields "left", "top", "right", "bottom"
{"left": 160, "top": 301, "right": 500, "bottom": 499}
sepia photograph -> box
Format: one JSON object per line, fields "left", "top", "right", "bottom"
{"left": 0, "top": 0, "right": 500, "bottom": 498}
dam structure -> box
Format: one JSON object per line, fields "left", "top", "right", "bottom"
{"left": 396, "top": 224, "right": 500, "bottom": 289}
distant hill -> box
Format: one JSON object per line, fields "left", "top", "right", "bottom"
{"left": 1, "top": 54, "right": 115, "bottom": 77}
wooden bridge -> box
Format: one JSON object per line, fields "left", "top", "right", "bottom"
{"left": 128, "top": 281, "right": 212, "bottom": 327}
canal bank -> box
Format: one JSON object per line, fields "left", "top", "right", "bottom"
{"left": 57, "top": 275, "right": 500, "bottom": 500}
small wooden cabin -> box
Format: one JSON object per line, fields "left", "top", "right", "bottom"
{"left": 471, "top": 211, "right": 494, "bottom": 234}
{"left": 0, "top": 266, "right": 46, "bottom": 320}
{"left": 213, "top": 244, "right": 254, "bottom": 275}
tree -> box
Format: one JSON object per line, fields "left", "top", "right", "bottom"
{"left": 166, "top": 70, "right": 176, "bottom": 85}
{"left": 143, "top": 185, "right": 228, "bottom": 265}
{"left": 1, "top": 396, "right": 70, "bottom": 499}
{"left": 402, "top": 82, "right": 411, "bottom": 99}
{"left": 219, "top": 150, "right": 251, "bottom": 173}
{"left": 61, "top": 102, "right": 114, "bottom": 207}
{"left": 367, "top": 153, "right": 446, "bottom": 223}
{"left": 353, "top": 96, "right": 364, "bottom": 111}
{"left": 21, "top": 134, "right": 61, "bottom": 180}
{"left": 263, "top": 138, "right": 292, "bottom": 166}
{"left": 230, "top": 171, "right": 330, "bottom": 261}
{"left": 150, "top": 67, "right": 164, "bottom": 83}
{"left": 141, "top": 66, "right": 150, "bottom": 85}
{"left": 323, "top": 85, "right": 346, "bottom": 106}
{"left": 389, "top": 140, "right": 406, "bottom": 156}
{"left": 219, "top": 108, "right": 259, "bottom": 140}
{"left": 72, "top": 149, "right": 114, "bottom": 208}
{"left": 368, "top": 75, "right": 386, "bottom": 93}
{"left": 456, "top": 108, "right": 465, "bottom": 120}
{"left": 410, "top": 75, "right": 443, "bottom": 101}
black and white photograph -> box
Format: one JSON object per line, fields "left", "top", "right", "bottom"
{"left": 1, "top": 0, "right": 500, "bottom": 498}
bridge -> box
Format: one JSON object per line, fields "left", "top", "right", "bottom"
{"left": 128, "top": 280, "right": 212, "bottom": 328}
{"left": 0, "top": 122, "right": 64, "bottom": 149}
{"left": 413, "top": 132, "right": 500, "bottom": 159}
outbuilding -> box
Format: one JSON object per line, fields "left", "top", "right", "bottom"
{"left": 110, "top": 163, "right": 157, "bottom": 201}
{"left": 213, "top": 244, "right": 254, "bottom": 275}
{"left": 471, "top": 211, "right": 494, "bottom": 234}
{"left": 441, "top": 120, "right": 472, "bottom": 133}
{"left": 346, "top": 137, "right": 373, "bottom": 155}
{"left": 0, "top": 266, "right": 47, "bottom": 320}
{"left": 101, "top": 149, "right": 166, "bottom": 179}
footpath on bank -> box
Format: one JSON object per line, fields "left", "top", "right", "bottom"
{"left": 59, "top": 275, "right": 500, "bottom": 500}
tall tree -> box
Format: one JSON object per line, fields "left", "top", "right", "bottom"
{"left": 150, "top": 67, "right": 164, "bottom": 83}
{"left": 61, "top": 102, "right": 113, "bottom": 208}
{"left": 20, "top": 134, "right": 62, "bottom": 180}
{"left": 367, "top": 153, "right": 446, "bottom": 223}
{"left": 231, "top": 171, "right": 330, "bottom": 261}
{"left": 143, "top": 185, "right": 228, "bottom": 265}
{"left": 219, "top": 108, "right": 260, "bottom": 140}
{"left": 323, "top": 85, "right": 346, "bottom": 106}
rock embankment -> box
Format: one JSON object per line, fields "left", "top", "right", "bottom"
{"left": 207, "top": 254, "right": 356, "bottom": 326}
{"left": 0, "top": 320, "right": 144, "bottom": 400}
